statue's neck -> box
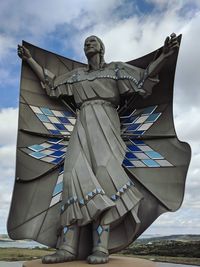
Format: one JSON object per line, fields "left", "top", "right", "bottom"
{"left": 87, "top": 54, "right": 101, "bottom": 71}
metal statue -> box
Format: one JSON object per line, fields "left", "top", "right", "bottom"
{"left": 7, "top": 33, "right": 191, "bottom": 264}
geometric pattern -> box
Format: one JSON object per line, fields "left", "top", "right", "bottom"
{"left": 121, "top": 105, "right": 173, "bottom": 168}
{"left": 96, "top": 225, "right": 109, "bottom": 236}
{"left": 61, "top": 181, "right": 136, "bottom": 212}
{"left": 121, "top": 105, "right": 161, "bottom": 137}
{"left": 21, "top": 138, "right": 68, "bottom": 165}
{"left": 62, "top": 225, "right": 76, "bottom": 243}
{"left": 123, "top": 139, "right": 173, "bottom": 168}
{"left": 110, "top": 180, "right": 134, "bottom": 201}
{"left": 61, "top": 188, "right": 105, "bottom": 213}
{"left": 96, "top": 224, "right": 109, "bottom": 244}
{"left": 50, "top": 165, "right": 64, "bottom": 207}
{"left": 30, "top": 105, "right": 76, "bottom": 136}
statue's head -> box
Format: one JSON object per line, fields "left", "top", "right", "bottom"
{"left": 84, "top": 35, "right": 105, "bottom": 68}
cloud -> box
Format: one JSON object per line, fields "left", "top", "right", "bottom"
{"left": 0, "top": 108, "right": 18, "bottom": 233}
{"left": 0, "top": 108, "right": 18, "bottom": 145}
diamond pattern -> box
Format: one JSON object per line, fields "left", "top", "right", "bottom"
{"left": 123, "top": 140, "right": 173, "bottom": 168}
{"left": 61, "top": 188, "right": 105, "bottom": 212}
{"left": 121, "top": 105, "right": 173, "bottom": 168}
{"left": 50, "top": 165, "right": 64, "bottom": 207}
{"left": 121, "top": 105, "right": 161, "bottom": 137}
{"left": 22, "top": 138, "right": 68, "bottom": 165}
{"left": 30, "top": 105, "right": 76, "bottom": 137}
{"left": 110, "top": 180, "right": 134, "bottom": 201}
{"left": 97, "top": 225, "right": 103, "bottom": 236}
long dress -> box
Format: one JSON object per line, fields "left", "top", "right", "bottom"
{"left": 43, "top": 61, "right": 159, "bottom": 228}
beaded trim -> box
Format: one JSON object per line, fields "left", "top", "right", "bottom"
{"left": 61, "top": 180, "right": 134, "bottom": 212}
{"left": 61, "top": 188, "right": 105, "bottom": 212}
{"left": 110, "top": 180, "right": 134, "bottom": 201}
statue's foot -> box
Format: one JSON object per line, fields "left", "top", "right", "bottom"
{"left": 42, "top": 249, "right": 76, "bottom": 264}
{"left": 87, "top": 251, "right": 109, "bottom": 264}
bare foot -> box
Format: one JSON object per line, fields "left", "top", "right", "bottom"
{"left": 87, "top": 251, "right": 109, "bottom": 264}
{"left": 42, "top": 249, "right": 76, "bottom": 264}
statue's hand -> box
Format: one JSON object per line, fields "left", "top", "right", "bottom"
{"left": 163, "top": 33, "right": 179, "bottom": 58}
{"left": 17, "top": 45, "right": 32, "bottom": 61}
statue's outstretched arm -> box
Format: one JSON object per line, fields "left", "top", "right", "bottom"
{"left": 18, "top": 45, "right": 46, "bottom": 83}
{"left": 147, "top": 33, "right": 179, "bottom": 78}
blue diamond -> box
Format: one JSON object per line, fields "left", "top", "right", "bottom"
{"left": 97, "top": 225, "right": 103, "bottom": 235}
{"left": 54, "top": 123, "right": 66, "bottom": 131}
{"left": 63, "top": 227, "right": 68, "bottom": 234}
{"left": 142, "top": 106, "right": 156, "bottom": 115}
{"left": 87, "top": 191, "right": 94, "bottom": 197}
{"left": 96, "top": 188, "right": 102, "bottom": 193}
{"left": 145, "top": 151, "right": 164, "bottom": 160}
{"left": 36, "top": 113, "right": 50, "bottom": 123}
{"left": 125, "top": 152, "right": 137, "bottom": 160}
{"left": 79, "top": 199, "right": 84, "bottom": 205}
{"left": 142, "top": 159, "right": 160, "bottom": 167}
{"left": 59, "top": 165, "right": 64, "bottom": 174}
{"left": 119, "top": 188, "right": 124, "bottom": 193}
{"left": 63, "top": 111, "right": 74, "bottom": 117}
{"left": 123, "top": 159, "right": 134, "bottom": 167}
{"left": 58, "top": 117, "right": 70, "bottom": 124}
{"left": 41, "top": 107, "right": 54, "bottom": 116}
{"left": 52, "top": 182, "right": 63, "bottom": 196}
{"left": 61, "top": 205, "right": 65, "bottom": 212}
{"left": 146, "top": 113, "right": 161, "bottom": 123}
{"left": 28, "top": 144, "right": 45, "bottom": 152}
{"left": 111, "top": 195, "right": 117, "bottom": 201}
{"left": 50, "top": 144, "right": 65, "bottom": 150}
{"left": 127, "top": 144, "right": 141, "bottom": 152}
{"left": 30, "top": 151, "right": 46, "bottom": 159}
{"left": 51, "top": 150, "right": 65, "bottom": 157}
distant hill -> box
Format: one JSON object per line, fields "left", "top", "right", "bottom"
{"left": 123, "top": 235, "right": 200, "bottom": 258}
{"left": 138, "top": 234, "right": 200, "bottom": 243}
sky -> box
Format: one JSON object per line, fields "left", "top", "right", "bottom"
{"left": 0, "top": 0, "right": 200, "bottom": 238}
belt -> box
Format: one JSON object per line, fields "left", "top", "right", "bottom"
{"left": 80, "top": 99, "right": 115, "bottom": 109}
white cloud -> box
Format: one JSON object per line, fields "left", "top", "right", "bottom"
{"left": 0, "top": 108, "right": 18, "bottom": 234}
{"left": 0, "top": 108, "right": 18, "bottom": 145}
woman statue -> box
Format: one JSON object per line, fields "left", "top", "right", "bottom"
{"left": 17, "top": 34, "right": 178, "bottom": 264}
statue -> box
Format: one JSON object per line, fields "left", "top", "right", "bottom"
{"left": 7, "top": 33, "right": 191, "bottom": 264}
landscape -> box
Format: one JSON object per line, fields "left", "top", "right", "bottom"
{"left": 0, "top": 234, "right": 200, "bottom": 265}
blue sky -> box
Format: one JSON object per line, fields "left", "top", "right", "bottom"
{"left": 0, "top": 0, "right": 200, "bottom": 237}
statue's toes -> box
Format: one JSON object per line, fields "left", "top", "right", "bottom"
{"left": 87, "top": 253, "right": 109, "bottom": 264}
{"left": 42, "top": 254, "right": 60, "bottom": 264}
{"left": 42, "top": 250, "right": 75, "bottom": 263}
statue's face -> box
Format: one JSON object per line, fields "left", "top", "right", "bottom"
{"left": 84, "top": 36, "right": 101, "bottom": 58}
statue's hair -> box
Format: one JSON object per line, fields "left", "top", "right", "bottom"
{"left": 85, "top": 35, "right": 106, "bottom": 69}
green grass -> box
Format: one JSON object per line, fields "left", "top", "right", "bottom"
{"left": 0, "top": 247, "right": 54, "bottom": 261}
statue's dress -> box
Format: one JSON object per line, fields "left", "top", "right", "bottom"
{"left": 44, "top": 61, "right": 159, "bottom": 227}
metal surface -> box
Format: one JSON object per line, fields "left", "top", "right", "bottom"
{"left": 8, "top": 35, "right": 191, "bottom": 261}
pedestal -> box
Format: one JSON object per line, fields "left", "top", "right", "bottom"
{"left": 23, "top": 256, "right": 157, "bottom": 266}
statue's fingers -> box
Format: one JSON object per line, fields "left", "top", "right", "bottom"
{"left": 169, "top": 39, "right": 179, "bottom": 49}
{"left": 17, "top": 47, "right": 22, "bottom": 54}
{"left": 171, "top": 43, "right": 179, "bottom": 49}
{"left": 170, "top": 33, "right": 176, "bottom": 38}
{"left": 164, "top": 36, "right": 170, "bottom": 47}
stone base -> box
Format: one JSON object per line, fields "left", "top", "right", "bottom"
{"left": 23, "top": 256, "right": 156, "bottom": 266}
